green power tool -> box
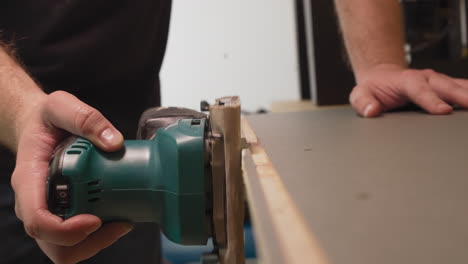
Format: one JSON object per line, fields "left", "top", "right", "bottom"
{"left": 46, "top": 98, "right": 243, "bottom": 255}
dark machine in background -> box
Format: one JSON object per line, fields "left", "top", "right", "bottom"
{"left": 404, "top": 0, "right": 468, "bottom": 75}
{"left": 296, "top": 0, "right": 468, "bottom": 106}
{"left": 295, "top": 0, "right": 354, "bottom": 105}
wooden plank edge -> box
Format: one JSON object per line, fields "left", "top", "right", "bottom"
{"left": 241, "top": 117, "right": 330, "bottom": 264}
{"left": 210, "top": 98, "right": 245, "bottom": 264}
{"left": 243, "top": 151, "right": 286, "bottom": 264}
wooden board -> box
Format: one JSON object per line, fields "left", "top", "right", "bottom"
{"left": 242, "top": 118, "right": 329, "bottom": 264}
{"left": 210, "top": 97, "right": 245, "bottom": 264}
{"left": 271, "top": 100, "right": 348, "bottom": 113}
{"left": 243, "top": 108, "right": 468, "bottom": 264}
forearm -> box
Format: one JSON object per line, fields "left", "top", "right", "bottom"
{"left": 334, "top": 0, "right": 407, "bottom": 82}
{"left": 0, "top": 44, "right": 46, "bottom": 151}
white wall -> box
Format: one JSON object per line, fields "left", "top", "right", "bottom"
{"left": 160, "top": 0, "right": 300, "bottom": 112}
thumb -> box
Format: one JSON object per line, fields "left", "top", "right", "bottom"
{"left": 349, "top": 85, "right": 383, "bottom": 118}
{"left": 44, "top": 91, "right": 123, "bottom": 151}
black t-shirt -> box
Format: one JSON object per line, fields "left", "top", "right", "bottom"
{"left": 0, "top": 1, "right": 171, "bottom": 263}
{"left": 0, "top": 0, "right": 171, "bottom": 120}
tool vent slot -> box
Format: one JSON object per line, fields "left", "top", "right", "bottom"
{"left": 71, "top": 145, "right": 89, "bottom": 150}
{"left": 191, "top": 119, "right": 201, "bottom": 126}
{"left": 76, "top": 140, "right": 91, "bottom": 146}
{"left": 88, "top": 189, "right": 101, "bottom": 195}
{"left": 87, "top": 180, "right": 100, "bottom": 186}
{"left": 66, "top": 150, "right": 81, "bottom": 155}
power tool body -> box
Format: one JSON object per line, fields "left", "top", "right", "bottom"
{"left": 46, "top": 104, "right": 230, "bottom": 250}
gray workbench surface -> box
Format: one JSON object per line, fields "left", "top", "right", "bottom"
{"left": 246, "top": 108, "right": 468, "bottom": 264}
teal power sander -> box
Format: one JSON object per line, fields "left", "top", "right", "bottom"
{"left": 46, "top": 103, "right": 233, "bottom": 251}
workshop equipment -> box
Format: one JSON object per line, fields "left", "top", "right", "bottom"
{"left": 46, "top": 97, "right": 245, "bottom": 263}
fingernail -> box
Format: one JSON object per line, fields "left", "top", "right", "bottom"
{"left": 100, "top": 128, "right": 121, "bottom": 146}
{"left": 437, "top": 104, "right": 452, "bottom": 113}
{"left": 85, "top": 222, "right": 102, "bottom": 235}
{"left": 363, "top": 104, "right": 374, "bottom": 117}
{"left": 118, "top": 223, "right": 134, "bottom": 238}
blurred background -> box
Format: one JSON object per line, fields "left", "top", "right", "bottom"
{"left": 161, "top": 0, "right": 468, "bottom": 112}
{"left": 160, "top": 0, "right": 300, "bottom": 112}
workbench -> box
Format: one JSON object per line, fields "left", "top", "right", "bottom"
{"left": 242, "top": 108, "right": 468, "bottom": 264}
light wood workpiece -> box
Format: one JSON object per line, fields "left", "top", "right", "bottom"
{"left": 242, "top": 108, "right": 468, "bottom": 264}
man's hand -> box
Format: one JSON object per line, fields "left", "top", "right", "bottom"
{"left": 334, "top": 0, "right": 468, "bottom": 117}
{"left": 350, "top": 64, "right": 468, "bottom": 117}
{"left": 11, "top": 90, "right": 131, "bottom": 264}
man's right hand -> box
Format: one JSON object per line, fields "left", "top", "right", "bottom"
{"left": 350, "top": 64, "right": 468, "bottom": 117}
{"left": 11, "top": 90, "right": 131, "bottom": 264}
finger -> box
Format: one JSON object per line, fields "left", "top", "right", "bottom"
{"left": 45, "top": 91, "right": 123, "bottom": 151}
{"left": 349, "top": 84, "right": 383, "bottom": 117}
{"left": 427, "top": 74, "right": 468, "bottom": 108}
{"left": 25, "top": 212, "right": 102, "bottom": 246}
{"left": 452, "top": 78, "right": 468, "bottom": 88}
{"left": 403, "top": 74, "right": 452, "bottom": 114}
{"left": 12, "top": 165, "right": 102, "bottom": 246}
{"left": 38, "top": 222, "right": 133, "bottom": 264}
{"left": 451, "top": 78, "right": 468, "bottom": 106}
